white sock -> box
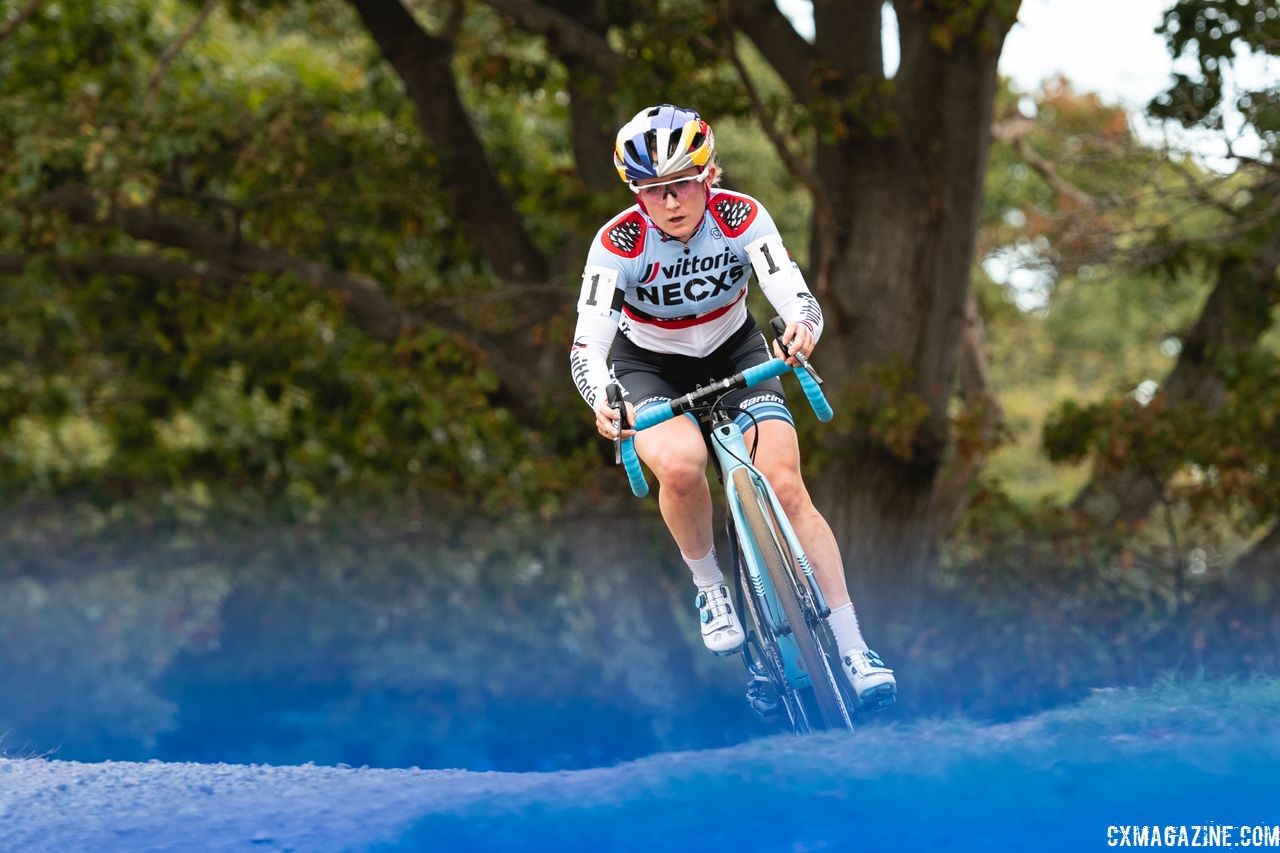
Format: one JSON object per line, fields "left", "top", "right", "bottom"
{"left": 827, "top": 602, "right": 868, "bottom": 653}
{"left": 683, "top": 547, "right": 724, "bottom": 588}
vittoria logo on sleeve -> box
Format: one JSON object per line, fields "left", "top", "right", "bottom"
{"left": 710, "top": 194, "right": 757, "bottom": 237}
{"left": 796, "top": 292, "right": 823, "bottom": 330}
{"left": 601, "top": 211, "right": 646, "bottom": 258}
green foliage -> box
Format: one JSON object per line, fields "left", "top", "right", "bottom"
{"left": 1152, "top": 0, "right": 1280, "bottom": 156}
{"left": 973, "top": 11, "right": 1280, "bottom": 599}
{"left": 0, "top": 0, "right": 609, "bottom": 523}
{"left": 978, "top": 79, "right": 1209, "bottom": 505}
{"left": 1042, "top": 356, "right": 1280, "bottom": 529}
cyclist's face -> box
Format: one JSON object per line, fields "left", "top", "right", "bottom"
{"left": 634, "top": 166, "right": 710, "bottom": 242}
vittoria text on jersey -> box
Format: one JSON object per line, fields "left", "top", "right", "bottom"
{"left": 570, "top": 189, "right": 823, "bottom": 410}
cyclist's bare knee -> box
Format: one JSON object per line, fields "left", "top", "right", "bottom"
{"left": 656, "top": 453, "right": 708, "bottom": 496}
{"left": 768, "top": 467, "right": 811, "bottom": 517}
{"left": 636, "top": 418, "right": 707, "bottom": 494}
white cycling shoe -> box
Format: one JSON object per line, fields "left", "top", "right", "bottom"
{"left": 842, "top": 648, "right": 897, "bottom": 710}
{"left": 695, "top": 583, "right": 744, "bottom": 655}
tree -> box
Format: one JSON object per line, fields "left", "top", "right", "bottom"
{"left": 747, "top": 2, "right": 1020, "bottom": 616}
{"left": 975, "top": 0, "right": 1280, "bottom": 608}
{"left": 1045, "top": 0, "right": 1280, "bottom": 538}
{"left": 2, "top": 0, "right": 1025, "bottom": 630}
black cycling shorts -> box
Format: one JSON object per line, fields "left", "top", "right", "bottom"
{"left": 610, "top": 315, "right": 794, "bottom": 433}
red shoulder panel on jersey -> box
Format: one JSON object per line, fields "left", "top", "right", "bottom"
{"left": 709, "top": 192, "right": 758, "bottom": 238}
{"left": 600, "top": 210, "right": 646, "bottom": 258}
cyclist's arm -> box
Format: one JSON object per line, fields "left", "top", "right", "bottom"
{"left": 570, "top": 264, "right": 625, "bottom": 412}
{"left": 723, "top": 195, "right": 823, "bottom": 349}
{"left": 746, "top": 231, "right": 824, "bottom": 347}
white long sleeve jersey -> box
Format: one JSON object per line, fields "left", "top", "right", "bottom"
{"left": 570, "top": 189, "right": 823, "bottom": 410}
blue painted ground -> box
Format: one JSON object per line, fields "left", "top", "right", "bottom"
{"left": 2, "top": 678, "right": 1276, "bottom": 851}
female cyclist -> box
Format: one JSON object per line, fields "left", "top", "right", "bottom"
{"left": 569, "top": 104, "right": 895, "bottom": 708}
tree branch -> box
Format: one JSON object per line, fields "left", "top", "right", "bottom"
{"left": 474, "top": 0, "right": 618, "bottom": 69}
{"left": 32, "top": 187, "right": 564, "bottom": 421}
{"left": 464, "top": 2, "right": 649, "bottom": 195}
{"left": 43, "top": 186, "right": 409, "bottom": 342}
{"left": 0, "top": 0, "right": 43, "bottom": 44}
{"left": 994, "top": 116, "right": 1097, "bottom": 209}
{"left": 729, "top": 0, "right": 822, "bottom": 104}
{"left": 0, "top": 250, "right": 237, "bottom": 287}
{"left": 702, "top": 25, "right": 837, "bottom": 301}
{"left": 142, "top": 0, "right": 219, "bottom": 111}
{"left": 1071, "top": 185, "right": 1280, "bottom": 527}
{"left": 348, "top": 0, "right": 549, "bottom": 284}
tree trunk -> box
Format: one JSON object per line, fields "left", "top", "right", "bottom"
{"left": 1072, "top": 188, "right": 1280, "bottom": 528}
{"left": 1229, "top": 522, "right": 1280, "bottom": 608}
{"left": 810, "top": 3, "right": 1013, "bottom": 626}
{"left": 933, "top": 291, "right": 1007, "bottom": 528}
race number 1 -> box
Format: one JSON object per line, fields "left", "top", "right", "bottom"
{"left": 578, "top": 265, "right": 619, "bottom": 317}
{"left": 747, "top": 235, "right": 791, "bottom": 282}
{"left": 760, "top": 243, "right": 780, "bottom": 275}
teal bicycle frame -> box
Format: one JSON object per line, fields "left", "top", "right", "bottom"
{"left": 711, "top": 416, "right": 827, "bottom": 690}
{"left": 611, "top": 342, "right": 852, "bottom": 731}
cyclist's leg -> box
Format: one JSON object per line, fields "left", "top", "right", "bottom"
{"left": 631, "top": 400, "right": 743, "bottom": 653}
{"left": 610, "top": 322, "right": 758, "bottom": 654}
{"left": 746, "top": 418, "right": 895, "bottom": 705}
{"left": 609, "top": 339, "right": 714, "bottom": 559}
{"left": 716, "top": 321, "right": 849, "bottom": 609}
{"left": 631, "top": 403, "right": 713, "bottom": 558}
{"left": 743, "top": 418, "right": 849, "bottom": 610}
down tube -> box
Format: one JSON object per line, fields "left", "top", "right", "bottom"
{"left": 715, "top": 426, "right": 812, "bottom": 690}
{"left": 755, "top": 471, "right": 830, "bottom": 615}
{"left": 713, "top": 424, "right": 828, "bottom": 614}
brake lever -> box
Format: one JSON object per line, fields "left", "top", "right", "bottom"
{"left": 768, "top": 317, "right": 824, "bottom": 385}
{"left": 605, "top": 383, "right": 628, "bottom": 464}
{"left": 792, "top": 350, "right": 823, "bottom": 385}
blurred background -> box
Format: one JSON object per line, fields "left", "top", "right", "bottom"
{"left": 1, "top": 0, "right": 1277, "bottom": 772}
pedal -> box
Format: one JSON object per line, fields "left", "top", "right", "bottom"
{"left": 745, "top": 672, "right": 782, "bottom": 716}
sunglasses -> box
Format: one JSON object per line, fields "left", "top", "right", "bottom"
{"left": 630, "top": 166, "right": 712, "bottom": 202}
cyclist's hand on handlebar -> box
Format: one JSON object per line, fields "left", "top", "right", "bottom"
{"left": 595, "top": 399, "right": 637, "bottom": 440}
{"left": 772, "top": 321, "right": 814, "bottom": 367}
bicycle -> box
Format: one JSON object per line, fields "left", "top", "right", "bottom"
{"left": 606, "top": 318, "right": 880, "bottom": 733}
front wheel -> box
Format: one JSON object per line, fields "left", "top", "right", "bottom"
{"left": 731, "top": 468, "right": 850, "bottom": 731}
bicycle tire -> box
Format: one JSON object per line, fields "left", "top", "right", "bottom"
{"left": 731, "top": 467, "right": 848, "bottom": 730}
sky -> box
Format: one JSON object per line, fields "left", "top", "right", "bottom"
{"left": 774, "top": 0, "right": 1272, "bottom": 313}
{"left": 777, "top": 0, "right": 1275, "bottom": 163}
{"left": 776, "top": 0, "right": 1187, "bottom": 106}
{"left": 992, "top": 0, "right": 1185, "bottom": 109}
